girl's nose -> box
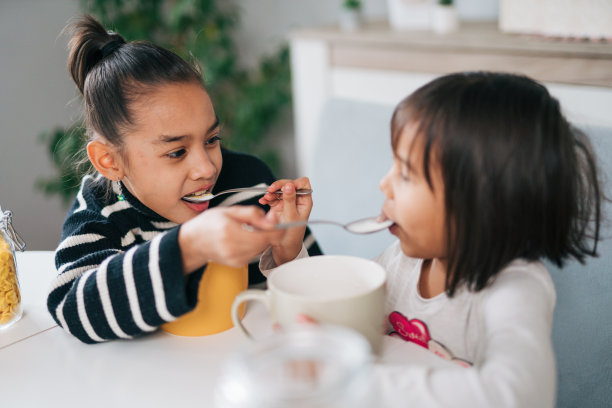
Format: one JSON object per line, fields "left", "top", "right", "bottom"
{"left": 189, "top": 149, "right": 217, "bottom": 180}
{"left": 379, "top": 167, "right": 393, "bottom": 198}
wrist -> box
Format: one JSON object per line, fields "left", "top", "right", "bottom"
{"left": 271, "top": 242, "right": 301, "bottom": 266}
{"left": 178, "top": 222, "right": 209, "bottom": 274}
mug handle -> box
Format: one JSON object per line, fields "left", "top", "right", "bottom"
{"left": 231, "top": 289, "right": 271, "bottom": 339}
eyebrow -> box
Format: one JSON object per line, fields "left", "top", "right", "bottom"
{"left": 154, "top": 116, "right": 220, "bottom": 144}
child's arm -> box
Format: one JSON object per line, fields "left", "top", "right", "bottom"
{"left": 48, "top": 205, "right": 280, "bottom": 344}
{"left": 48, "top": 213, "right": 190, "bottom": 344}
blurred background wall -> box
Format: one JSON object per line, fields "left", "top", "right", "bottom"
{"left": 0, "top": 0, "right": 498, "bottom": 250}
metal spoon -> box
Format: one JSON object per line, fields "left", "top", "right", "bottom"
{"left": 244, "top": 215, "right": 394, "bottom": 235}
{"left": 183, "top": 187, "right": 313, "bottom": 203}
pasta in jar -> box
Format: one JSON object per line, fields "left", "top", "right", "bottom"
{"left": 0, "top": 208, "right": 25, "bottom": 329}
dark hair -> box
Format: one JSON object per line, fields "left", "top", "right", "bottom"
{"left": 65, "top": 15, "right": 204, "bottom": 147}
{"left": 391, "top": 72, "right": 604, "bottom": 296}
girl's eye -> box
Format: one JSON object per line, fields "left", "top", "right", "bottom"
{"left": 166, "top": 149, "right": 186, "bottom": 159}
{"left": 393, "top": 161, "right": 410, "bottom": 181}
{"left": 398, "top": 166, "right": 411, "bottom": 182}
{"left": 206, "top": 135, "right": 221, "bottom": 146}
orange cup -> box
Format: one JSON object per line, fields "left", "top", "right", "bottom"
{"left": 162, "top": 262, "right": 248, "bottom": 336}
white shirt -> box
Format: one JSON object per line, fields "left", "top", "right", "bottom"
{"left": 373, "top": 241, "right": 557, "bottom": 407}
{"left": 260, "top": 241, "right": 557, "bottom": 407}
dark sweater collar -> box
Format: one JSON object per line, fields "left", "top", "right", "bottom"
{"left": 116, "top": 181, "right": 170, "bottom": 223}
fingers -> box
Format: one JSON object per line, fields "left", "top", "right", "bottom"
{"left": 268, "top": 177, "right": 312, "bottom": 191}
{"left": 226, "top": 206, "right": 284, "bottom": 244}
{"left": 225, "top": 205, "right": 273, "bottom": 229}
{"left": 215, "top": 207, "right": 279, "bottom": 266}
{"left": 296, "top": 314, "right": 318, "bottom": 324}
{"left": 259, "top": 179, "right": 291, "bottom": 205}
{"left": 280, "top": 183, "right": 298, "bottom": 222}
{"left": 264, "top": 208, "right": 280, "bottom": 225}
{"left": 289, "top": 177, "right": 313, "bottom": 213}
{"left": 258, "top": 178, "right": 312, "bottom": 207}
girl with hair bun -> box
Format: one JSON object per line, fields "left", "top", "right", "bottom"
{"left": 47, "top": 15, "right": 321, "bottom": 344}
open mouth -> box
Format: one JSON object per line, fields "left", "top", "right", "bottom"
{"left": 182, "top": 189, "right": 212, "bottom": 204}
{"left": 378, "top": 213, "right": 396, "bottom": 229}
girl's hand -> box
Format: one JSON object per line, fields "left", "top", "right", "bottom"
{"left": 178, "top": 206, "right": 284, "bottom": 273}
{"left": 259, "top": 178, "right": 313, "bottom": 266}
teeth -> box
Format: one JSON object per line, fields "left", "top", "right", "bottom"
{"left": 182, "top": 190, "right": 213, "bottom": 203}
{"left": 184, "top": 190, "right": 209, "bottom": 198}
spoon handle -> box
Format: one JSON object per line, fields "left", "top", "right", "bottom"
{"left": 241, "top": 217, "right": 390, "bottom": 234}
{"left": 241, "top": 219, "right": 341, "bottom": 232}
{"left": 216, "top": 187, "right": 313, "bottom": 197}
{"left": 273, "top": 220, "right": 310, "bottom": 230}
{"left": 276, "top": 219, "right": 347, "bottom": 230}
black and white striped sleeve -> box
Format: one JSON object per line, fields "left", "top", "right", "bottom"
{"left": 48, "top": 225, "right": 196, "bottom": 344}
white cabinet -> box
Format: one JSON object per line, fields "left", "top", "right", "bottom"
{"left": 289, "top": 21, "right": 612, "bottom": 176}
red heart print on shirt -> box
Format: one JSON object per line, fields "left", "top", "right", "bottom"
{"left": 388, "top": 311, "right": 473, "bottom": 367}
{"left": 388, "top": 311, "right": 431, "bottom": 348}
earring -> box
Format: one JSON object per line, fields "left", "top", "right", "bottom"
{"left": 113, "top": 179, "right": 125, "bottom": 201}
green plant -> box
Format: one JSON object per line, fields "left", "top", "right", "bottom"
{"left": 438, "top": 0, "right": 453, "bottom": 6}
{"left": 343, "top": 0, "right": 362, "bottom": 10}
{"left": 37, "top": 124, "right": 92, "bottom": 206}
{"left": 38, "top": 0, "right": 291, "bottom": 204}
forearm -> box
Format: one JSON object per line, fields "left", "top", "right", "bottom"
{"left": 373, "top": 343, "right": 555, "bottom": 407}
{"left": 48, "top": 229, "right": 194, "bottom": 343}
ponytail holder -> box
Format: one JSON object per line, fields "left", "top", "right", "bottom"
{"left": 101, "top": 39, "right": 124, "bottom": 59}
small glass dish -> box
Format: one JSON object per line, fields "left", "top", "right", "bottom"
{"left": 215, "top": 324, "right": 375, "bottom": 408}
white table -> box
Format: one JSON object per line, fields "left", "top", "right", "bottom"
{"left": 1, "top": 251, "right": 450, "bottom": 407}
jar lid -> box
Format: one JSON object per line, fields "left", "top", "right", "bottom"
{"left": 0, "top": 206, "right": 26, "bottom": 251}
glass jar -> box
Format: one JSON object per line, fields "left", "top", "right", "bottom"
{"left": 0, "top": 207, "right": 26, "bottom": 330}
{"left": 215, "top": 324, "right": 375, "bottom": 408}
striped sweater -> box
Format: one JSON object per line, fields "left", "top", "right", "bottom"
{"left": 48, "top": 149, "right": 321, "bottom": 343}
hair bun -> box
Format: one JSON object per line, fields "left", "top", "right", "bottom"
{"left": 65, "top": 15, "right": 127, "bottom": 94}
{"left": 101, "top": 36, "right": 125, "bottom": 59}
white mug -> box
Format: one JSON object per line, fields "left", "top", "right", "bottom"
{"left": 231, "top": 255, "right": 387, "bottom": 353}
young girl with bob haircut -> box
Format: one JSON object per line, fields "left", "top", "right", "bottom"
{"left": 263, "top": 72, "right": 605, "bottom": 406}
{"left": 47, "top": 15, "right": 320, "bottom": 344}
{"left": 372, "top": 72, "right": 604, "bottom": 406}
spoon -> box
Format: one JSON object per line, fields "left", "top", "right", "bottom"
{"left": 183, "top": 187, "right": 313, "bottom": 203}
{"left": 244, "top": 216, "right": 394, "bottom": 235}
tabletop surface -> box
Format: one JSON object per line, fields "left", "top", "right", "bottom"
{"left": 1, "top": 251, "right": 449, "bottom": 407}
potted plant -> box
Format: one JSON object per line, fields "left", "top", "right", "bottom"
{"left": 340, "top": 0, "right": 363, "bottom": 31}
{"left": 432, "top": 0, "right": 459, "bottom": 34}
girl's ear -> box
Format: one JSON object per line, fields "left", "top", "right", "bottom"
{"left": 86, "top": 140, "right": 125, "bottom": 181}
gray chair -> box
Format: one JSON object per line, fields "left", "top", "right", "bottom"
{"left": 308, "top": 98, "right": 396, "bottom": 260}
{"left": 546, "top": 124, "right": 612, "bottom": 408}
{"left": 309, "top": 98, "right": 612, "bottom": 407}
